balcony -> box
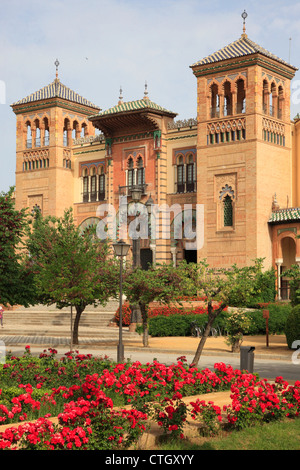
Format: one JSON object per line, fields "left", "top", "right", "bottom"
{"left": 118, "top": 184, "right": 148, "bottom": 198}
{"left": 175, "top": 181, "right": 197, "bottom": 194}
{"left": 263, "top": 104, "right": 283, "bottom": 120}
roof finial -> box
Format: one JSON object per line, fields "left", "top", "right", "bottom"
{"left": 54, "top": 58, "right": 60, "bottom": 79}
{"left": 241, "top": 10, "right": 248, "bottom": 37}
{"left": 143, "top": 81, "right": 149, "bottom": 100}
{"left": 118, "top": 86, "right": 123, "bottom": 105}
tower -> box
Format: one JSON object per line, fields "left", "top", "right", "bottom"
{"left": 11, "top": 60, "right": 100, "bottom": 217}
{"left": 190, "top": 12, "right": 297, "bottom": 268}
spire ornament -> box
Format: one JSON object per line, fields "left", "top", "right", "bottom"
{"left": 118, "top": 86, "right": 123, "bottom": 105}
{"left": 143, "top": 81, "right": 149, "bottom": 100}
{"left": 241, "top": 10, "right": 248, "bottom": 37}
{"left": 54, "top": 59, "right": 60, "bottom": 79}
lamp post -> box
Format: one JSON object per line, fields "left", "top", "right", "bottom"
{"left": 113, "top": 239, "right": 130, "bottom": 362}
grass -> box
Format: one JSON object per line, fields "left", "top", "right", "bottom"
{"left": 157, "top": 418, "right": 300, "bottom": 450}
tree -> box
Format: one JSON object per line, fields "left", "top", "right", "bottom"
{"left": 0, "top": 187, "right": 34, "bottom": 307}
{"left": 123, "top": 262, "right": 192, "bottom": 347}
{"left": 281, "top": 264, "right": 300, "bottom": 306}
{"left": 25, "top": 208, "right": 119, "bottom": 344}
{"left": 182, "top": 259, "right": 269, "bottom": 366}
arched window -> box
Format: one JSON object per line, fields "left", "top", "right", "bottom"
{"left": 278, "top": 85, "right": 284, "bottom": 120}
{"left": 43, "top": 117, "right": 49, "bottom": 146}
{"left": 98, "top": 166, "right": 105, "bottom": 201}
{"left": 63, "top": 119, "right": 70, "bottom": 146}
{"left": 90, "top": 167, "right": 97, "bottom": 201}
{"left": 81, "top": 123, "right": 87, "bottom": 138}
{"left": 223, "top": 81, "right": 232, "bottom": 116}
{"left": 210, "top": 83, "right": 220, "bottom": 118}
{"left": 236, "top": 79, "right": 246, "bottom": 114}
{"left": 26, "top": 122, "right": 32, "bottom": 148}
{"left": 137, "top": 156, "right": 145, "bottom": 186}
{"left": 82, "top": 168, "right": 89, "bottom": 202}
{"left": 223, "top": 195, "right": 233, "bottom": 227}
{"left": 177, "top": 155, "right": 185, "bottom": 193}
{"left": 186, "top": 154, "right": 195, "bottom": 192}
{"left": 34, "top": 119, "right": 41, "bottom": 147}
{"left": 127, "top": 157, "right": 134, "bottom": 188}
{"left": 262, "top": 80, "right": 269, "bottom": 115}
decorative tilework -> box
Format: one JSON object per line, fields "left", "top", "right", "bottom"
{"left": 191, "top": 35, "right": 297, "bottom": 69}
{"left": 13, "top": 79, "right": 99, "bottom": 109}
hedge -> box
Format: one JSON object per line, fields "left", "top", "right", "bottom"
{"left": 147, "top": 302, "right": 292, "bottom": 337}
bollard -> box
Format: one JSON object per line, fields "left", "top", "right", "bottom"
{"left": 240, "top": 346, "right": 255, "bottom": 373}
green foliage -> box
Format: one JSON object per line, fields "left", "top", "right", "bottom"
{"left": 224, "top": 309, "right": 251, "bottom": 351}
{"left": 226, "top": 259, "right": 276, "bottom": 308}
{"left": 282, "top": 264, "right": 300, "bottom": 306}
{"left": 26, "top": 208, "right": 119, "bottom": 309}
{"left": 284, "top": 304, "right": 300, "bottom": 349}
{"left": 0, "top": 187, "right": 34, "bottom": 306}
{"left": 25, "top": 209, "right": 119, "bottom": 343}
{"left": 123, "top": 262, "right": 194, "bottom": 346}
{"left": 148, "top": 312, "right": 228, "bottom": 337}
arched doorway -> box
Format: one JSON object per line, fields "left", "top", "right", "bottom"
{"left": 281, "top": 236, "right": 296, "bottom": 300}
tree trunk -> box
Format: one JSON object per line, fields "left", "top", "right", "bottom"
{"left": 139, "top": 302, "right": 149, "bottom": 347}
{"left": 192, "top": 301, "right": 227, "bottom": 366}
{"left": 73, "top": 304, "right": 85, "bottom": 345}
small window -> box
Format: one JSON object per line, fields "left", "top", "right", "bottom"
{"left": 223, "top": 195, "right": 233, "bottom": 227}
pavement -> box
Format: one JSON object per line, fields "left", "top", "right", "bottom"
{"left": 1, "top": 324, "right": 299, "bottom": 381}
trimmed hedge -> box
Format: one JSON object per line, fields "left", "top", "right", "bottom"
{"left": 148, "top": 312, "right": 228, "bottom": 337}
{"left": 285, "top": 304, "right": 300, "bottom": 349}
{"left": 147, "top": 302, "right": 292, "bottom": 338}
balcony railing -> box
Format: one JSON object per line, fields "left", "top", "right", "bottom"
{"left": 118, "top": 184, "right": 147, "bottom": 197}
{"left": 263, "top": 104, "right": 283, "bottom": 120}
{"left": 211, "top": 104, "right": 245, "bottom": 118}
{"left": 82, "top": 191, "right": 106, "bottom": 203}
{"left": 175, "top": 181, "right": 197, "bottom": 194}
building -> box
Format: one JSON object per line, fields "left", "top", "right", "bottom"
{"left": 11, "top": 18, "right": 300, "bottom": 298}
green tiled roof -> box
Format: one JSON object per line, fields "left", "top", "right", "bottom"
{"left": 269, "top": 208, "right": 300, "bottom": 223}
{"left": 12, "top": 78, "right": 100, "bottom": 109}
{"left": 91, "top": 98, "right": 176, "bottom": 117}
{"left": 191, "top": 35, "right": 297, "bottom": 69}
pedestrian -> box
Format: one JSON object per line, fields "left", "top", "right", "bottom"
{"left": 0, "top": 306, "right": 3, "bottom": 327}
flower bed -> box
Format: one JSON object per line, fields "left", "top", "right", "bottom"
{"left": 0, "top": 348, "right": 300, "bottom": 449}
{"left": 114, "top": 301, "right": 227, "bottom": 326}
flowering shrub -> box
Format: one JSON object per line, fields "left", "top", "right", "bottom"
{"left": 114, "top": 303, "right": 132, "bottom": 326}
{"left": 224, "top": 309, "right": 251, "bottom": 352}
{"left": 1, "top": 348, "right": 300, "bottom": 449}
{"left": 190, "top": 399, "right": 222, "bottom": 436}
{"left": 114, "top": 302, "right": 228, "bottom": 326}
{"left": 151, "top": 392, "right": 187, "bottom": 440}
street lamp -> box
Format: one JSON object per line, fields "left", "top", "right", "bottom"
{"left": 131, "top": 186, "right": 143, "bottom": 202}
{"left": 113, "top": 239, "right": 130, "bottom": 362}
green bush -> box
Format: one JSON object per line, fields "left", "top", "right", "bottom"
{"left": 146, "top": 303, "right": 291, "bottom": 338}
{"left": 148, "top": 312, "right": 228, "bottom": 337}
{"left": 285, "top": 304, "right": 300, "bottom": 349}
{"left": 246, "top": 303, "right": 291, "bottom": 335}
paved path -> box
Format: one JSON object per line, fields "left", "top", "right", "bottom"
{"left": 1, "top": 302, "right": 300, "bottom": 382}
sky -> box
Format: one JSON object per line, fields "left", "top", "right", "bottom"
{"left": 0, "top": 0, "right": 300, "bottom": 193}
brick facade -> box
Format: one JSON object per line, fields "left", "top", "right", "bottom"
{"left": 11, "top": 30, "right": 300, "bottom": 297}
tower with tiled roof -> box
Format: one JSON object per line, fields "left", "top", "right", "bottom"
{"left": 89, "top": 85, "right": 177, "bottom": 266}
{"left": 11, "top": 60, "right": 100, "bottom": 217}
{"left": 190, "top": 11, "right": 297, "bottom": 269}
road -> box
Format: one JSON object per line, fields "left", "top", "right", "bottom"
{"left": 2, "top": 342, "right": 300, "bottom": 383}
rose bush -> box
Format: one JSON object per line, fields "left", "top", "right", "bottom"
{"left": 1, "top": 348, "right": 300, "bottom": 449}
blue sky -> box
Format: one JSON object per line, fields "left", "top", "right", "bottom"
{"left": 0, "top": 0, "right": 300, "bottom": 193}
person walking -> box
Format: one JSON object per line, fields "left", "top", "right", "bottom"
{"left": 0, "top": 306, "right": 3, "bottom": 327}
